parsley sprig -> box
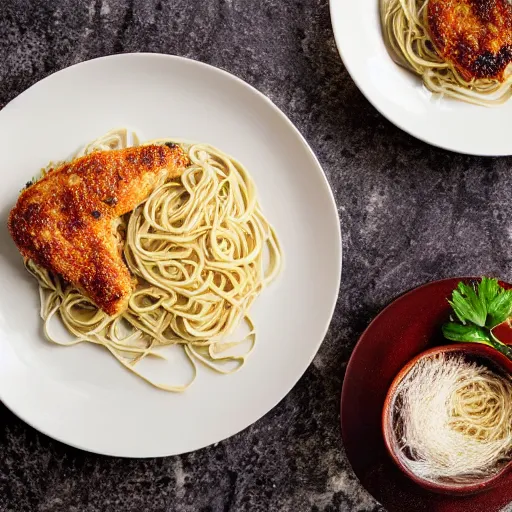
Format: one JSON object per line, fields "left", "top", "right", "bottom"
{"left": 442, "top": 277, "right": 512, "bottom": 360}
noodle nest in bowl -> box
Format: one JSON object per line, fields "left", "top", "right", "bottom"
{"left": 26, "top": 129, "right": 282, "bottom": 392}
{"left": 390, "top": 352, "right": 512, "bottom": 484}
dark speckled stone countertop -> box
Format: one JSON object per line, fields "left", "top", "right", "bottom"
{"left": 1, "top": 1, "right": 512, "bottom": 511}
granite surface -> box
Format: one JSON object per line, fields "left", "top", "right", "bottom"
{"left": 1, "top": 1, "right": 512, "bottom": 511}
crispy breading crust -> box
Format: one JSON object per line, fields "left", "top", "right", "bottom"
{"left": 8, "top": 144, "right": 189, "bottom": 316}
{"left": 428, "top": 0, "right": 512, "bottom": 81}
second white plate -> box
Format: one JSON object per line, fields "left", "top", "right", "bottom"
{"left": 330, "top": 0, "right": 512, "bottom": 156}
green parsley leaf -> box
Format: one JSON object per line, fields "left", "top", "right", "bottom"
{"left": 442, "top": 322, "right": 492, "bottom": 344}
{"left": 448, "top": 281, "right": 487, "bottom": 327}
{"left": 442, "top": 277, "right": 512, "bottom": 363}
{"left": 487, "top": 289, "right": 512, "bottom": 328}
{"left": 478, "top": 277, "right": 500, "bottom": 309}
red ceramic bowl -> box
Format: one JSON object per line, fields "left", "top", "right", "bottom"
{"left": 341, "top": 277, "right": 512, "bottom": 512}
{"left": 382, "top": 343, "right": 512, "bottom": 496}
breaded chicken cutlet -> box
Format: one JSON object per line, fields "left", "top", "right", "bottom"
{"left": 8, "top": 144, "right": 189, "bottom": 316}
{"left": 428, "top": 0, "right": 512, "bottom": 81}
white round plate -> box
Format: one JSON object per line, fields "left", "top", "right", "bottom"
{"left": 330, "top": 0, "right": 512, "bottom": 156}
{"left": 0, "top": 54, "right": 341, "bottom": 457}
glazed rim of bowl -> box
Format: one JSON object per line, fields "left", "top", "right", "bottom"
{"left": 382, "top": 343, "right": 512, "bottom": 495}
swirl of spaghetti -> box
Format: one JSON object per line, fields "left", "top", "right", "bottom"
{"left": 26, "top": 129, "right": 282, "bottom": 392}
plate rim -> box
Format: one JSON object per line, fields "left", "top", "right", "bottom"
{"left": 0, "top": 52, "right": 342, "bottom": 457}
{"left": 329, "top": 1, "right": 510, "bottom": 157}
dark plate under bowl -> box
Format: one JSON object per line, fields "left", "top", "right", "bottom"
{"left": 340, "top": 277, "right": 512, "bottom": 512}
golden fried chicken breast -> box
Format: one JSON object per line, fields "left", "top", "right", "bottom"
{"left": 9, "top": 144, "right": 189, "bottom": 316}
{"left": 428, "top": 0, "right": 512, "bottom": 81}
